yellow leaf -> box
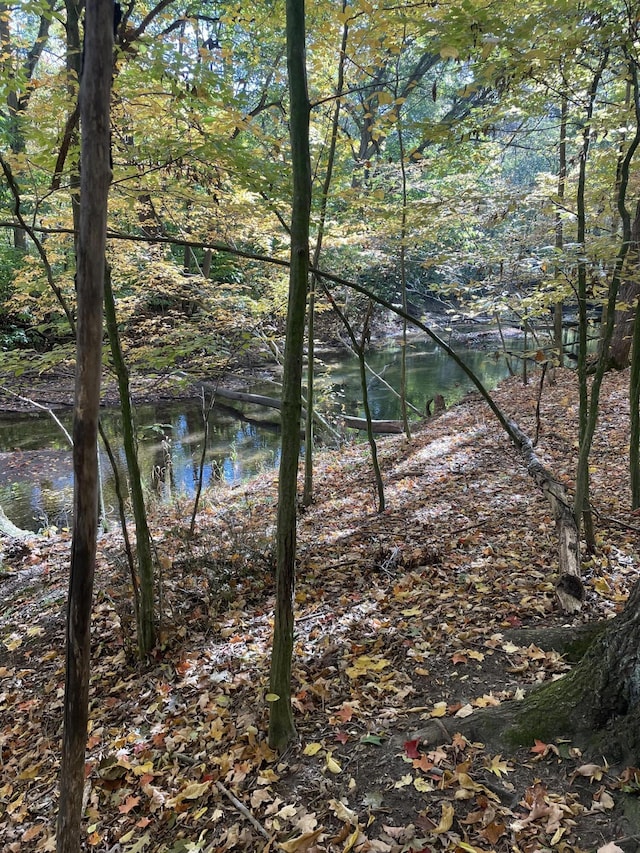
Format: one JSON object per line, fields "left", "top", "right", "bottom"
{"left": 432, "top": 801, "right": 455, "bottom": 833}
{"left": 277, "top": 828, "right": 324, "bottom": 852}
{"left": 303, "top": 742, "right": 323, "bottom": 756}
{"left": 329, "top": 798, "right": 358, "bottom": 824}
{"left": 394, "top": 774, "right": 412, "bottom": 788}
{"left": 376, "top": 91, "right": 393, "bottom": 105}
{"left": 18, "top": 764, "right": 42, "bottom": 780}
{"left": 132, "top": 761, "right": 155, "bottom": 776}
{"left": 176, "top": 781, "right": 211, "bottom": 802}
{"left": 430, "top": 701, "right": 447, "bottom": 717}
{"left": 487, "top": 754, "right": 511, "bottom": 777}
{"left": 265, "top": 693, "right": 280, "bottom": 702}
{"left": 7, "top": 791, "right": 25, "bottom": 815}
{"left": 343, "top": 825, "right": 362, "bottom": 852}
{"left": 325, "top": 752, "right": 342, "bottom": 774}
{"left": 345, "top": 655, "right": 390, "bottom": 679}
{"left": 413, "top": 777, "right": 434, "bottom": 792}
{"left": 4, "top": 635, "right": 22, "bottom": 651}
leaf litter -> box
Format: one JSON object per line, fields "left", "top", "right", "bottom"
{"left": 0, "top": 368, "right": 639, "bottom": 852}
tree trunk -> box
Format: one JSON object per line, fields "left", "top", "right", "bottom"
{"left": 413, "top": 578, "right": 640, "bottom": 764}
{"left": 104, "top": 266, "right": 156, "bottom": 658}
{"left": 553, "top": 92, "right": 568, "bottom": 367}
{"left": 303, "top": 8, "right": 349, "bottom": 507}
{"left": 268, "top": 0, "right": 311, "bottom": 751}
{"left": 56, "top": 1, "right": 112, "bottom": 850}
{"left": 609, "top": 200, "right": 640, "bottom": 370}
{"left": 344, "top": 417, "right": 405, "bottom": 434}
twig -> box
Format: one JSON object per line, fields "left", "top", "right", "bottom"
{"left": 591, "top": 506, "right": 640, "bottom": 534}
{"left": 215, "top": 780, "right": 270, "bottom": 839}
{"left": 0, "top": 386, "right": 72, "bottom": 446}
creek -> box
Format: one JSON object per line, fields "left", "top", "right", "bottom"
{"left": 0, "top": 330, "right": 528, "bottom": 532}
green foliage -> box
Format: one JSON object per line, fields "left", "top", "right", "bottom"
{"left": 0, "top": 0, "right": 638, "bottom": 386}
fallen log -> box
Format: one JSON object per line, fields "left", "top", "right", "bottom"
{"left": 508, "top": 419, "right": 583, "bottom": 612}
{"left": 343, "top": 416, "right": 405, "bottom": 434}
{"left": 204, "top": 385, "right": 341, "bottom": 442}
{"left": 214, "top": 387, "right": 282, "bottom": 410}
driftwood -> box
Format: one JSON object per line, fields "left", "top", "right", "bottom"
{"left": 508, "top": 419, "right": 583, "bottom": 612}
{"left": 344, "top": 417, "right": 405, "bottom": 434}
{"left": 214, "top": 387, "right": 283, "bottom": 410}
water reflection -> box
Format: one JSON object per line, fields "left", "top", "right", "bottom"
{"left": 0, "top": 333, "right": 523, "bottom": 531}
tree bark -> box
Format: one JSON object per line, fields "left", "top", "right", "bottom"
{"left": 609, "top": 201, "right": 640, "bottom": 370}
{"left": 268, "top": 0, "right": 311, "bottom": 751}
{"left": 104, "top": 266, "right": 156, "bottom": 657}
{"left": 412, "top": 579, "right": 640, "bottom": 765}
{"left": 56, "top": 2, "right": 112, "bottom": 850}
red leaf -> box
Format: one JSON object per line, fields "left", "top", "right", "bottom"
{"left": 404, "top": 738, "right": 421, "bottom": 759}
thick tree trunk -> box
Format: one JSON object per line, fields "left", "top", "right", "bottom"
{"left": 344, "top": 417, "right": 405, "bottom": 434}
{"left": 56, "top": 2, "right": 112, "bottom": 850}
{"left": 412, "top": 580, "right": 640, "bottom": 764}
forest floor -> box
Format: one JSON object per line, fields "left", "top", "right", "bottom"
{"left": 1, "top": 367, "right": 639, "bottom": 853}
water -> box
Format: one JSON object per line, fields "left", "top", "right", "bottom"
{"left": 0, "top": 331, "right": 522, "bottom": 531}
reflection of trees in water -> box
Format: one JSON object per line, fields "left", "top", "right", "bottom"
{"left": 0, "top": 334, "right": 523, "bottom": 529}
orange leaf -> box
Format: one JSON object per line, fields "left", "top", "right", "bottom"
{"left": 118, "top": 795, "right": 141, "bottom": 814}
{"left": 530, "top": 739, "right": 548, "bottom": 754}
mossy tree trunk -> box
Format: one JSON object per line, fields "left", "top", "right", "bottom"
{"left": 415, "top": 579, "right": 640, "bottom": 764}
{"left": 268, "top": 0, "right": 311, "bottom": 751}
{"left": 103, "top": 266, "right": 156, "bottom": 658}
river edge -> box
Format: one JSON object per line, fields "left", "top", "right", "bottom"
{"left": 0, "top": 316, "right": 524, "bottom": 417}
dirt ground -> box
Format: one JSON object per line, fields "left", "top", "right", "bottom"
{"left": 1, "top": 367, "right": 639, "bottom": 852}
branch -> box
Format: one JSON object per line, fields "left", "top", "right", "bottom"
{"left": 0, "top": 386, "right": 73, "bottom": 446}
{"left": 0, "top": 156, "right": 76, "bottom": 334}
{"left": 214, "top": 781, "right": 269, "bottom": 840}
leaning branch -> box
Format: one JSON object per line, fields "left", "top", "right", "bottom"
{"left": 1, "top": 220, "right": 582, "bottom": 597}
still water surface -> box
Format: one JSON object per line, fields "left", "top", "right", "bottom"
{"left": 0, "top": 333, "right": 522, "bottom": 531}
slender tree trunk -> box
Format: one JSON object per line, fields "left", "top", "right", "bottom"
{"left": 103, "top": 266, "right": 156, "bottom": 658}
{"left": 575, "top": 62, "right": 640, "bottom": 547}
{"left": 303, "top": 9, "right": 349, "bottom": 506}
{"left": 64, "top": 0, "right": 83, "bottom": 240}
{"left": 395, "top": 35, "right": 411, "bottom": 439}
{"left": 56, "top": 2, "right": 112, "bottom": 850}
{"left": 573, "top": 55, "right": 608, "bottom": 550}
{"left": 554, "top": 90, "right": 567, "bottom": 367}
{"left": 0, "top": 1, "right": 53, "bottom": 249}
{"left": 629, "top": 292, "right": 640, "bottom": 507}
{"left": 609, "top": 201, "right": 640, "bottom": 369}
{"left": 268, "top": 0, "right": 311, "bottom": 751}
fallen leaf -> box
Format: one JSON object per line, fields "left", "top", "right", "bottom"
{"left": 432, "top": 801, "right": 455, "bottom": 833}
